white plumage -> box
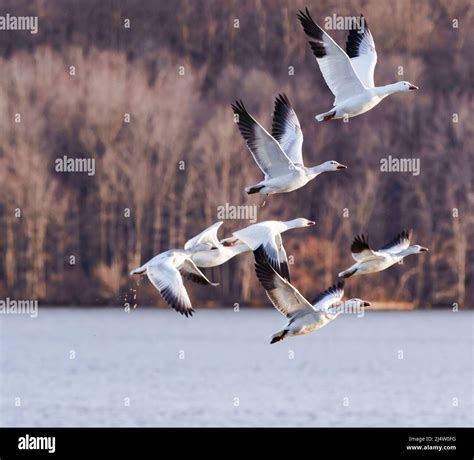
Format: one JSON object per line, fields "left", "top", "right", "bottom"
{"left": 338, "top": 230, "right": 429, "bottom": 278}
{"left": 232, "top": 218, "right": 315, "bottom": 281}
{"left": 297, "top": 9, "right": 419, "bottom": 121}
{"left": 253, "top": 248, "right": 371, "bottom": 343}
{"left": 232, "top": 95, "right": 346, "bottom": 197}
{"left": 130, "top": 250, "right": 218, "bottom": 317}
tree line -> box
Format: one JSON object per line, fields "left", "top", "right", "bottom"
{"left": 0, "top": 0, "right": 472, "bottom": 309}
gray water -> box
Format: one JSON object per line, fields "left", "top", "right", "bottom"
{"left": 0, "top": 308, "right": 472, "bottom": 427}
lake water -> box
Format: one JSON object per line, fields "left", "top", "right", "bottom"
{"left": 0, "top": 308, "right": 472, "bottom": 427}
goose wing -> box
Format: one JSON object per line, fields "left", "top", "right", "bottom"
{"left": 232, "top": 100, "right": 295, "bottom": 179}
{"left": 345, "top": 15, "right": 377, "bottom": 88}
{"left": 146, "top": 256, "right": 217, "bottom": 317}
{"left": 271, "top": 93, "right": 304, "bottom": 166}
{"left": 297, "top": 8, "right": 366, "bottom": 105}
{"left": 233, "top": 223, "right": 290, "bottom": 281}
{"left": 184, "top": 221, "right": 223, "bottom": 250}
{"left": 179, "top": 258, "right": 219, "bottom": 286}
{"left": 254, "top": 246, "right": 313, "bottom": 317}
{"left": 379, "top": 229, "right": 412, "bottom": 255}
{"left": 311, "top": 281, "right": 344, "bottom": 311}
{"left": 146, "top": 261, "right": 195, "bottom": 317}
{"left": 351, "top": 234, "right": 380, "bottom": 261}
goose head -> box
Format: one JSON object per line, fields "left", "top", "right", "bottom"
{"left": 397, "top": 81, "right": 419, "bottom": 92}
{"left": 399, "top": 245, "right": 429, "bottom": 257}
{"left": 348, "top": 298, "right": 371, "bottom": 318}
{"left": 320, "top": 160, "right": 347, "bottom": 171}
{"left": 329, "top": 298, "right": 371, "bottom": 317}
{"left": 285, "top": 218, "right": 316, "bottom": 229}
{"left": 412, "top": 244, "right": 429, "bottom": 253}
{"left": 348, "top": 298, "right": 372, "bottom": 308}
{"left": 308, "top": 161, "right": 347, "bottom": 177}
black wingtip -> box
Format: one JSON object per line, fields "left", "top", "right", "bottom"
{"left": 297, "top": 9, "right": 326, "bottom": 59}
{"left": 183, "top": 308, "right": 194, "bottom": 318}
{"left": 231, "top": 99, "right": 247, "bottom": 114}
{"left": 272, "top": 93, "right": 294, "bottom": 144}
{"left": 351, "top": 234, "right": 370, "bottom": 253}
{"left": 275, "top": 93, "right": 291, "bottom": 108}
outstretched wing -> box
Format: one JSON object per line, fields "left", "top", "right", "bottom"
{"left": 379, "top": 229, "right": 412, "bottom": 255}
{"left": 345, "top": 15, "right": 377, "bottom": 88}
{"left": 184, "top": 221, "right": 223, "bottom": 250}
{"left": 297, "top": 8, "right": 366, "bottom": 105}
{"left": 179, "top": 258, "right": 219, "bottom": 286}
{"left": 275, "top": 233, "right": 291, "bottom": 282}
{"left": 146, "top": 262, "right": 195, "bottom": 317}
{"left": 311, "top": 281, "right": 344, "bottom": 311}
{"left": 254, "top": 246, "right": 313, "bottom": 318}
{"left": 351, "top": 234, "right": 379, "bottom": 261}
{"left": 271, "top": 93, "right": 304, "bottom": 166}
{"left": 146, "top": 256, "right": 217, "bottom": 317}
{"left": 232, "top": 100, "right": 295, "bottom": 179}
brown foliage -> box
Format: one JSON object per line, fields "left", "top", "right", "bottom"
{"left": 0, "top": 0, "right": 472, "bottom": 308}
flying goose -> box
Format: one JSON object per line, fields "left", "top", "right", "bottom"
{"left": 254, "top": 248, "right": 370, "bottom": 344}
{"left": 130, "top": 250, "right": 218, "bottom": 317}
{"left": 130, "top": 221, "right": 252, "bottom": 316}
{"left": 231, "top": 218, "right": 315, "bottom": 281}
{"left": 231, "top": 95, "right": 346, "bottom": 201}
{"left": 338, "top": 230, "right": 429, "bottom": 278}
{"left": 297, "top": 9, "right": 419, "bottom": 121}
{"left": 184, "top": 221, "right": 251, "bottom": 268}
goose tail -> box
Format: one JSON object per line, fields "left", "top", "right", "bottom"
{"left": 315, "top": 109, "right": 336, "bottom": 122}
{"left": 270, "top": 329, "right": 288, "bottom": 344}
{"left": 130, "top": 264, "right": 147, "bottom": 276}
{"left": 338, "top": 267, "right": 357, "bottom": 279}
{"left": 245, "top": 184, "right": 265, "bottom": 195}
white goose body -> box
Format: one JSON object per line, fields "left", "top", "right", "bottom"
{"left": 253, "top": 248, "right": 370, "bottom": 343}
{"left": 253, "top": 167, "right": 309, "bottom": 194}
{"left": 330, "top": 90, "right": 384, "bottom": 119}
{"left": 297, "top": 9, "right": 418, "bottom": 121}
{"left": 232, "top": 94, "right": 346, "bottom": 196}
{"left": 338, "top": 230, "right": 429, "bottom": 278}
{"left": 286, "top": 309, "right": 338, "bottom": 336}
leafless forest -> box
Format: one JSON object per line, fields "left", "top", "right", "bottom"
{"left": 0, "top": 0, "right": 472, "bottom": 309}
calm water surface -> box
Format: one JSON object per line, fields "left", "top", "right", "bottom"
{"left": 0, "top": 308, "right": 472, "bottom": 427}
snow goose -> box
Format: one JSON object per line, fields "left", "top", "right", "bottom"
{"left": 254, "top": 248, "right": 370, "bottom": 343}
{"left": 130, "top": 250, "right": 218, "bottom": 317}
{"left": 338, "top": 230, "right": 429, "bottom": 278}
{"left": 231, "top": 218, "right": 315, "bottom": 281}
{"left": 231, "top": 95, "right": 346, "bottom": 201}
{"left": 184, "top": 221, "right": 251, "bottom": 268}
{"left": 297, "top": 9, "right": 419, "bottom": 121}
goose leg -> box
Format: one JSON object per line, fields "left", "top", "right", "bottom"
{"left": 258, "top": 194, "right": 269, "bottom": 207}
